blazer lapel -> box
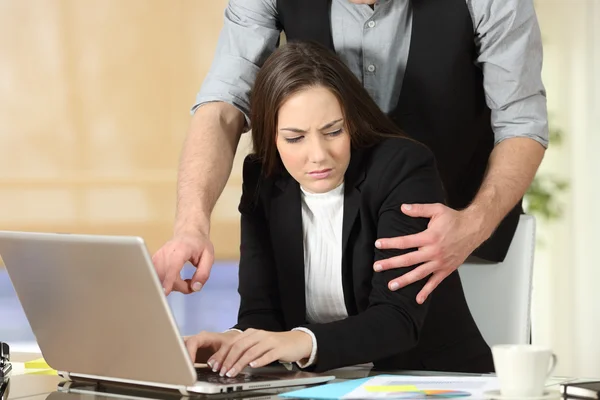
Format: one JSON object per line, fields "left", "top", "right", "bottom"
{"left": 269, "top": 174, "right": 307, "bottom": 328}
{"left": 342, "top": 149, "right": 367, "bottom": 255}
{"left": 341, "top": 149, "right": 367, "bottom": 315}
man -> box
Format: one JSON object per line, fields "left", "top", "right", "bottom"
{"left": 153, "top": 0, "right": 548, "bottom": 304}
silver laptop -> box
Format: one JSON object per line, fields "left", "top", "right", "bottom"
{"left": 0, "top": 231, "right": 335, "bottom": 395}
{"left": 54, "top": 379, "right": 303, "bottom": 400}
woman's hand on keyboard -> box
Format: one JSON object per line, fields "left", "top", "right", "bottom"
{"left": 184, "top": 330, "right": 241, "bottom": 365}
{"left": 206, "top": 329, "right": 313, "bottom": 378}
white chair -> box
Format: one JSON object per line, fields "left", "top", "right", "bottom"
{"left": 458, "top": 215, "right": 536, "bottom": 347}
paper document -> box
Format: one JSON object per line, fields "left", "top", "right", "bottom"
{"left": 342, "top": 375, "right": 499, "bottom": 399}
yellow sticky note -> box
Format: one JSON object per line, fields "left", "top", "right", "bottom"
{"left": 27, "top": 368, "right": 58, "bottom": 375}
{"left": 24, "top": 357, "right": 51, "bottom": 369}
{"left": 365, "top": 385, "right": 419, "bottom": 393}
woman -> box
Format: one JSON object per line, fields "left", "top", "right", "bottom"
{"left": 184, "top": 42, "right": 493, "bottom": 377}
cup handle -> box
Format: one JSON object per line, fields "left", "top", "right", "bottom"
{"left": 546, "top": 353, "right": 558, "bottom": 378}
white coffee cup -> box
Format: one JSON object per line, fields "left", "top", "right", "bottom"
{"left": 492, "top": 345, "right": 557, "bottom": 397}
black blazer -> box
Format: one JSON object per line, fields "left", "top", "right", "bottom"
{"left": 234, "top": 137, "right": 493, "bottom": 373}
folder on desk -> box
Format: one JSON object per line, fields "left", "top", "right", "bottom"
{"left": 280, "top": 377, "right": 373, "bottom": 399}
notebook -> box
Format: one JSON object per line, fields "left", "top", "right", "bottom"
{"left": 560, "top": 381, "right": 600, "bottom": 399}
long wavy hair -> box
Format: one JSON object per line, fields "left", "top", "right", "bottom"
{"left": 250, "top": 41, "right": 407, "bottom": 176}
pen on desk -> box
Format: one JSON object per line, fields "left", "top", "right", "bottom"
{"left": 0, "top": 378, "right": 9, "bottom": 400}
{"left": 0, "top": 363, "right": 11, "bottom": 380}
{"left": 0, "top": 343, "right": 8, "bottom": 362}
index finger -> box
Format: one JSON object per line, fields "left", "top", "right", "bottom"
{"left": 185, "top": 333, "right": 218, "bottom": 364}
{"left": 376, "top": 231, "right": 431, "bottom": 250}
{"left": 174, "top": 277, "right": 193, "bottom": 294}
{"left": 162, "top": 250, "right": 189, "bottom": 295}
{"left": 185, "top": 336, "right": 202, "bottom": 363}
{"left": 151, "top": 252, "right": 167, "bottom": 281}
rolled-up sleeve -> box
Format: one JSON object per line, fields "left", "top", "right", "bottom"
{"left": 469, "top": 0, "right": 549, "bottom": 148}
{"left": 192, "top": 0, "right": 281, "bottom": 130}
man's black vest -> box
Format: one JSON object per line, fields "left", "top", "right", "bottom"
{"left": 276, "top": 0, "right": 523, "bottom": 262}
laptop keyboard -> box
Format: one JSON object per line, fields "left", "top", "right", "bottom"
{"left": 195, "top": 368, "right": 274, "bottom": 385}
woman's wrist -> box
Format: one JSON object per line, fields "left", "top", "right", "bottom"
{"left": 290, "top": 328, "right": 317, "bottom": 367}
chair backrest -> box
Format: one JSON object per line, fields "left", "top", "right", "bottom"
{"left": 458, "top": 215, "right": 536, "bottom": 347}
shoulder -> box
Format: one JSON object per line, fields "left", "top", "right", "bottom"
{"left": 360, "top": 137, "right": 444, "bottom": 201}
{"left": 364, "top": 137, "right": 437, "bottom": 177}
{"left": 242, "top": 154, "right": 264, "bottom": 187}
{"left": 359, "top": 138, "right": 446, "bottom": 206}
{"left": 466, "top": 0, "right": 538, "bottom": 38}
{"left": 228, "top": 0, "right": 278, "bottom": 17}
{"left": 240, "top": 153, "right": 286, "bottom": 213}
{"left": 239, "top": 154, "right": 270, "bottom": 213}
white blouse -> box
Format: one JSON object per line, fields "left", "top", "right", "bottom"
{"left": 300, "top": 183, "right": 349, "bottom": 324}
{"left": 292, "top": 183, "right": 348, "bottom": 368}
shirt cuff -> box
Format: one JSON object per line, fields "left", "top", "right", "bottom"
{"left": 224, "top": 328, "right": 243, "bottom": 334}
{"left": 292, "top": 327, "right": 317, "bottom": 368}
{"left": 190, "top": 98, "right": 251, "bottom": 133}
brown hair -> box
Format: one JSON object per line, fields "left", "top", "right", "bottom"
{"left": 250, "top": 41, "right": 407, "bottom": 176}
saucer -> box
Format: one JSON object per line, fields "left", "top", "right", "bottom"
{"left": 483, "top": 389, "right": 561, "bottom": 400}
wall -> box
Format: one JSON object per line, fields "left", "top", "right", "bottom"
{"left": 0, "top": 0, "right": 249, "bottom": 262}
{"left": 532, "top": 0, "right": 600, "bottom": 377}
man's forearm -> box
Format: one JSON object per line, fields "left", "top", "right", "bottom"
{"left": 175, "top": 102, "right": 245, "bottom": 235}
{"left": 466, "top": 137, "right": 546, "bottom": 240}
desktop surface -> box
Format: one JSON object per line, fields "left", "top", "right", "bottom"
{"left": 2, "top": 353, "right": 586, "bottom": 400}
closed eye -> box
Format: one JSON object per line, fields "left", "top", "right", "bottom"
{"left": 326, "top": 129, "right": 343, "bottom": 137}
{"left": 284, "top": 136, "right": 304, "bottom": 144}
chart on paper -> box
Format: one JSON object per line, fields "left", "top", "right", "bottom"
{"left": 342, "top": 375, "right": 500, "bottom": 399}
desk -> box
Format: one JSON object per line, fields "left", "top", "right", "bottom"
{"left": 1, "top": 353, "right": 586, "bottom": 400}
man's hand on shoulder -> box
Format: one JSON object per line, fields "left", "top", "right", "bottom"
{"left": 373, "top": 203, "right": 492, "bottom": 304}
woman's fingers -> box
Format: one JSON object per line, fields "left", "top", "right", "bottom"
{"left": 185, "top": 332, "right": 215, "bottom": 363}
{"left": 224, "top": 341, "right": 274, "bottom": 377}
{"left": 249, "top": 349, "right": 279, "bottom": 369}
{"left": 207, "top": 329, "right": 254, "bottom": 374}
{"left": 206, "top": 337, "right": 235, "bottom": 372}
{"left": 218, "top": 330, "right": 263, "bottom": 376}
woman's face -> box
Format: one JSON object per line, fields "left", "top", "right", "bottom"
{"left": 276, "top": 86, "right": 351, "bottom": 193}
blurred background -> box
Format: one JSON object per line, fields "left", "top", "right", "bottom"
{"left": 0, "top": 0, "right": 598, "bottom": 377}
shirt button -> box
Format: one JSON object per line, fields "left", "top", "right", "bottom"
{"left": 367, "top": 64, "right": 376, "bottom": 73}
{"left": 367, "top": 20, "right": 376, "bottom": 28}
